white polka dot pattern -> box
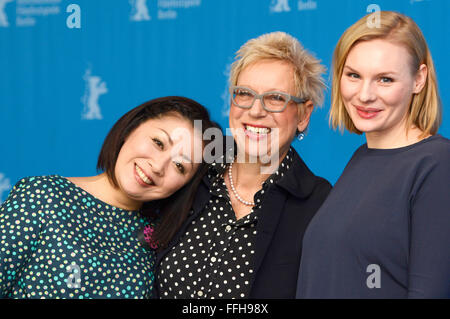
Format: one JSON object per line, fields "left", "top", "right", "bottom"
{"left": 158, "top": 148, "right": 294, "bottom": 299}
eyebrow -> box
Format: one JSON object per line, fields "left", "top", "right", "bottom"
{"left": 343, "top": 65, "right": 397, "bottom": 77}
{"left": 157, "top": 127, "right": 173, "bottom": 146}
{"left": 156, "top": 127, "right": 194, "bottom": 167}
{"left": 342, "top": 65, "right": 357, "bottom": 73}
{"left": 237, "top": 85, "right": 289, "bottom": 94}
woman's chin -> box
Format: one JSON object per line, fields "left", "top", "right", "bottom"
{"left": 236, "top": 147, "right": 277, "bottom": 164}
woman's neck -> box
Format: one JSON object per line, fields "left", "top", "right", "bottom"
{"left": 231, "top": 161, "right": 269, "bottom": 192}
{"left": 366, "top": 125, "right": 429, "bottom": 149}
{"left": 230, "top": 147, "right": 289, "bottom": 192}
{"left": 67, "top": 173, "right": 142, "bottom": 211}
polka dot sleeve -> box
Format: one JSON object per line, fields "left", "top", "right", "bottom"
{"left": 0, "top": 178, "right": 43, "bottom": 298}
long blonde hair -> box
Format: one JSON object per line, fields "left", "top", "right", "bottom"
{"left": 330, "top": 11, "right": 442, "bottom": 136}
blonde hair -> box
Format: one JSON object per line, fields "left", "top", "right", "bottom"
{"left": 330, "top": 11, "right": 442, "bottom": 136}
{"left": 230, "top": 31, "right": 326, "bottom": 108}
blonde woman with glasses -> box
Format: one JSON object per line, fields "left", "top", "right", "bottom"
{"left": 297, "top": 11, "right": 450, "bottom": 298}
{"left": 155, "top": 32, "right": 331, "bottom": 299}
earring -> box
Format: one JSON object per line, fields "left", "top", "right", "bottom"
{"left": 297, "top": 132, "right": 305, "bottom": 141}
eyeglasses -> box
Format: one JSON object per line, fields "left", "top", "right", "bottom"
{"left": 230, "top": 86, "right": 307, "bottom": 113}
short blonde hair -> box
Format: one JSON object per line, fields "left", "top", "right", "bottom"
{"left": 330, "top": 11, "right": 442, "bottom": 136}
{"left": 230, "top": 31, "right": 326, "bottom": 108}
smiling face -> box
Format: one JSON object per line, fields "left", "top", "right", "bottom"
{"left": 114, "top": 114, "right": 202, "bottom": 204}
{"left": 340, "top": 39, "right": 426, "bottom": 146}
{"left": 229, "top": 59, "right": 312, "bottom": 163}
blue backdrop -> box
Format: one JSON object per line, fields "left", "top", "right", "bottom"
{"left": 1, "top": 0, "right": 449, "bottom": 203}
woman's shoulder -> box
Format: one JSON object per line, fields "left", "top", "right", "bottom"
{"left": 402, "top": 135, "right": 450, "bottom": 171}
{"left": 1, "top": 175, "right": 69, "bottom": 222}
{"left": 416, "top": 135, "right": 450, "bottom": 174}
{"left": 419, "top": 134, "right": 450, "bottom": 157}
{"left": 9, "top": 175, "right": 70, "bottom": 197}
{"left": 287, "top": 149, "right": 332, "bottom": 197}
{"left": 13, "top": 174, "right": 67, "bottom": 188}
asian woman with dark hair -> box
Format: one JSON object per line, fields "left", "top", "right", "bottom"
{"left": 0, "top": 96, "right": 219, "bottom": 299}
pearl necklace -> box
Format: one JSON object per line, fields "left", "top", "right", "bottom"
{"left": 228, "top": 160, "right": 255, "bottom": 206}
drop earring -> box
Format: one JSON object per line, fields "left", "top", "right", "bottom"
{"left": 297, "top": 132, "right": 305, "bottom": 141}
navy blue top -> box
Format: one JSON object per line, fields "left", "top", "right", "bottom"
{"left": 297, "top": 135, "right": 450, "bottom": 298}
{"left": 0, "top": 176, "right": 155, "bottom": 299}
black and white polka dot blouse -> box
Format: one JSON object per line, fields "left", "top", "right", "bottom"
{"left": 158, "top": 148, "right": 294, "bottom": 299}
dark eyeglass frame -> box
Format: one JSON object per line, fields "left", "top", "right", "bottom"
{"left": 230, "top": 85, "right": 307, "bottom": 113}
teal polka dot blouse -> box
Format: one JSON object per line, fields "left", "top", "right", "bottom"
{"left": 0, "top": 175, "right": 155, "bottom": 299}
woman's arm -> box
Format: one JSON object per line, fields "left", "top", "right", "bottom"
{"left": 408, "top": 156, "right": 450, "bottom": 298}
{"left": 0, "top": 178, "right": 43, "bottom": 298}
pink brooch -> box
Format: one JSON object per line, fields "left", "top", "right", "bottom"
{"left": 143, "top": 224, "right": 158, "bottom": 249}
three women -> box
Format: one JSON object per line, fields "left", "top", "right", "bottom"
{"left": 2, "top": 10, "right": 448, "bottom": 300}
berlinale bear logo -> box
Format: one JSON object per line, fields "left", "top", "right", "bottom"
{"left": 270, "top": 0, "right": 291, "bottom": 12}
{"left": 0, "top": 0, "right": 13, "bottom": 27}
{"left": 130, "top": 0, "right": 151, "bottom": 21}
{"left": 81, "top": 68, "right": 108, "bottom": 120}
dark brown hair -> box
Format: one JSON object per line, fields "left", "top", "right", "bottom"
{"left": 97, "top": 96, "right": 220, "bottom": 250}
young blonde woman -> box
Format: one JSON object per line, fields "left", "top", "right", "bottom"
{"left": 297, "top": 11, "right": 450, "bottom": 298}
